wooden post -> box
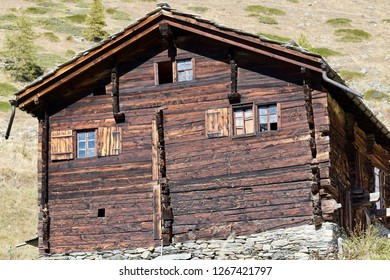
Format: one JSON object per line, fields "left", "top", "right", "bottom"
{"left": 111, "top": 66, "right": 125, "bottom": 123}
{"left": 303, "top": 79, "right": 322, "bottom": 227}
{"left": 228, "top": 48, "right": 240, "bottom": 103}
{"left": 38, "top": 111, "right": 50, "bottom": 253}
{"left": 155, "top": 109, "right": 173, "bottom": 245}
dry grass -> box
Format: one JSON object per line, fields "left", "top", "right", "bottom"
{"left": 0, "top": 111, "right": 38, "bottom": 259}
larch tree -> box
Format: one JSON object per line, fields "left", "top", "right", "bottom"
{"left": 83, "top": 0, "right": 108, "bottom": 42}
{"left": 3, "top": 16, "right": 43, "bottom": 82}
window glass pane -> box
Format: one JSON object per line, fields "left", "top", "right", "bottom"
{"left": 270, "top": 122, "right": 278, "bottom": 131}
{"left": 87, "top": 148, "right": 96, "bottom": 157}
{"left": 78, "top": 133, "right": 85, "bottom": 141}
{"left": 177, "top": 59, "right": 192, "bottom": 71}
{"left": 244, "top": 108, "right": 253, "bottom": 119}
{"left": 269, "top": 104, "right": 277, "bottom": 115}
{"left": 260, "top": 123, "right": 268, "bottom": 132}
{"left": 78, "top": 150, "right": 86, "bottom": 158}
{"left": 260, "top": 116, "right": 268, "bottom": 124}
{"left": 88, "top": 131, "right": 95, "bottom": 140}
{"left": 88, "top": 140, "right": 95, "bottom": 149}
{"left": 78, "top": 141, "right": 86, "bottom": 150}
{"left": 259, "top": 106, "right": 267, "bottom": 116}
{"left": 178, "top": 71, "right": 186, "bottom": 82}
{"left": 270, "top": 114, "right": 277, "bottom": 123}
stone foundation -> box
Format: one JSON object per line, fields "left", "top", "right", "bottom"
{"left": 41, "top": 222, "right": 344, "bottom": 260}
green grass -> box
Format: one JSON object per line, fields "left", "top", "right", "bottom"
{"left": 37, "top": 17, "right": 83, "bottom": 36}
{"left": 106, "top": 9, "right": 130, "bottom": 21}
{"left": 42, "top": 32, "right": 61, "bottom": 42}
{"left": 0, "top": 13, "right": 18, "bottom": 21}
{"left": 0, "top": 83, "right": 18, "bottom": 97}
{"left": 287, "top": 0, "right": 299, "bottom": 3}
{"left": 335, "top": 29, "right": 371, "bottom": 42}
{"left": 188, "top": 6, "right": 209, "bottom": 14}
{"left": 383, "top": 19, "right": 390, "bottom": 23}
{"left": 339, "top": 70, "right": 365, "bottom": 81}
{"left": 341, "top": 225, "right": 390, "bottom": 260}
{"left": 310, "top": 47, "right": 342, "bottom": 58}
{"left": 66, "top": 14, "right": 87, "bottom": 24}
{"left": 258, "top": 33, "right": 291, "bottom": 43}
{"left": 0, "top": 101, "right": 11, "bottom": 112}
{"left": 364, "top": 89, "right": 390, "bottom": 102}
{"left": 24, "top": 6, "right": 50, "bottom": 15}
{"left": 36, "top": 53, "right": 68, "bottom": 69}
{"left": 258, "top": 15, "right": 278, "bottom": 25}
{"left": 245, "top": 5, "right": 286, "bottom": 16}
{"left": 297, "top": 34, "right": 342, "bottom": 58}
{"left": 326, "top": 18, "right": 352, "bottom": 27}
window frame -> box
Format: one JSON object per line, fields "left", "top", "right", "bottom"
{"left": 231, "top": 102, "right": 280, "bottom": 138}
{"left": 154, "top": 58, "right": 195, "bottom": 85}
{"left": 77, "top": 130, "right": 97, "bottom": 159}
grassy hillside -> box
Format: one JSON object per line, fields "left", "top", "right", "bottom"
{"left": 0, "top": 0, "right": 389, "bottom": 259}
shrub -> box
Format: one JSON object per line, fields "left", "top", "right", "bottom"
{"left": 38, "top": 18, "right": 83, "bottom": 36}
{"left": 298, "top": 34, "right": 312, "bottom": 49}
{"left": 326, "top": 18, "right": 352, "bottom": 27}
{"left": 244, "top": 5, "right": 286, "bottom": 16}
{"left": 383, "top": 19, "right": 390, "bottom": 23}
{"left": 335, "top": 29, "right": 371, "bottom": 42}
{"left": 36, "top": 53, "right": 68, "bottom": 69}
{"left": 66, "top": 50, "right": 76, "bottom": 57}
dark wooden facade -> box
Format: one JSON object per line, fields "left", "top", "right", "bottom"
{"left": 15, "top": 6, "right": 390, "bottom": 254}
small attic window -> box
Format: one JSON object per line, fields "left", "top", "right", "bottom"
{"left": 155, "top": 59, "right": 194, "bottom": 85}
{"left": 157, "top": 61, "right": 173, "bottom": 84}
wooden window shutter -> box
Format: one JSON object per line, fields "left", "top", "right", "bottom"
{"left": 97, "top": 127, "right": 122, "bottom": 157}
{"left": 50, "top": 130, "right": 74, "bottom": 161}
{"left": 205, "top": 108, "right": 229, "bottom": 138}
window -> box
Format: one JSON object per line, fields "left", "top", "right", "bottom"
{"left": 258, "top": 104, "right": 278, "bottom": 132}
{"left": 233, "top": 105, "right": 254, "bottom": 135}
{"left": 207, "top": 103, "right": 280, "bottom": 138}
{"left": 374, "top": 167, "right": 386, "bottom": 210}
{"left": 177, "top": 59, "right": 193, "bottom": 82}
{"left": 157, "top": 61, "right": 173, "bottom": 84}
{"left": 155, "top": 59, "right": 193, "bottom": 85}
{"left": 77, "top": 131, "right": 96, "bottom": 158}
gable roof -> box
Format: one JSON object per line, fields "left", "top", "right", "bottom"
{"left": 13, "top": 5, "right": 390, "bottom": 144}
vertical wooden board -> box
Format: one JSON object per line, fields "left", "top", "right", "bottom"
{"left": 151, "top": 120, "right": 159, "bottom": 181}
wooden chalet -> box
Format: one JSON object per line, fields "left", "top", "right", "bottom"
{"left": 9, "top": 4, "right": 390, "bottom": 254}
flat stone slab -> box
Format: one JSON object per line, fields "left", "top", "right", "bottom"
{"left": 154, "top": 253, "right": 192, "bottom": 260}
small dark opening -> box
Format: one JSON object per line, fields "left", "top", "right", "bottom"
{"left": 98, "top": 208, "right": 105, "bottom": 217}
{"left": 270, "top": 122, "right": 278, "bottom": 131}
{"left": 158, "top": 61, "right": 173, "bottom": 84}
{"left": 93, "top": 86, "right": 106, "bottom": 96}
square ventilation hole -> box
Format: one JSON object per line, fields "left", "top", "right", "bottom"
{"left": 98, "top": 208, "right": 106, "bottom": 217}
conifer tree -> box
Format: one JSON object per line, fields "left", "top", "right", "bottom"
{"left": 3, "top": 16, "right": 43, "bottom": 82}
{"left": 83, "top": 0, "right": 108, "bottom": 42}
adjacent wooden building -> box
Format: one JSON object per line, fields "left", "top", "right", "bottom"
{"left": 12, "top": 5, "right": 390, "bottom": 254}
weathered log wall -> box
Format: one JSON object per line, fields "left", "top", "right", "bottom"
{"left": 44, "top": 36, "right": 317, "bottom": 253}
